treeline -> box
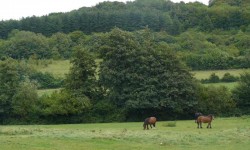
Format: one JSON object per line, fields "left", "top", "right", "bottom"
{"left": 1, "top": 28, "right": 249, "bottom": 124}
{"left": 1, "top": 28, "right": 250, "bottom": 70}
{"left": 0, "top": 0, "right": 250, "bottom": 38}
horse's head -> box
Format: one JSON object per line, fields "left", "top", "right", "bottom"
{"left": 208, "top": 114, "right": 214, "bottom": 120}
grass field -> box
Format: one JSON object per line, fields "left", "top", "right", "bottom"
{"left": 192, "top": 69, "right": 250, "bottom": 80}
{"left": 31, "top": 60, "right": 71, "bottom": 78}
{"left": 31, "top": 60, "right": 249, "bottom": 96}
{"left": 202, "top": 82, "right": 238, "bottom": 90}
{"left": 1, "top": 117, "right": 250, "bottom": 150}
{"left": 37, "top": 88, "right": 62, "bottom": 97}
{"left": 31, "top": 60, "right": 250, "bottom": 80}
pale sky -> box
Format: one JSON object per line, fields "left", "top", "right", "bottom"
{"left": 0, "top": 0, "right": 209, "bottom": 21}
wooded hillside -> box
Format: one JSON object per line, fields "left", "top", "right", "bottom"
{"left": 0, "top": 0, "right": 249, "bottom": 124}
{"left": 0, "top": 0, "right": 250, "bottom": 38}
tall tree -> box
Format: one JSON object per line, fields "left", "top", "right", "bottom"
{"left": 65, "top": 47, "right": 97, "bottom": 100}
{"left": 0, "top": 58, "right": 19, "bottom": 121}
{"left": 99, "top": 28, "right": 198, "bottom": 117}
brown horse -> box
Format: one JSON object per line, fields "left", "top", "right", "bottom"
{"left": 197, "top": 114, "right": 214, "bottom": 128}
{"left": 143, "top": 117, "right": 157, "bottom": 130}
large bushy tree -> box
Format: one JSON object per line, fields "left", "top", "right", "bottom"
{"left": 0, "top": 58, "right": 38, "bottom": 123}
{"left": 99, "top": 28, "right": 198, "bottom": 118}
{"left": 11, "top": 80, "right": 39, "bottom": 119}
{"left": 4, "top": 30, "right": 51, "bottom": 59}
{"left": 196, "top": 85, "right": 235, "bottom": 116}
{"left": 65, "top": 47, "right": 97, "bottom": 100}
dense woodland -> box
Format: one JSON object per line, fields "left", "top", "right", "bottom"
{"left": 0, "top": 0, "right": 250, "bottom": 124}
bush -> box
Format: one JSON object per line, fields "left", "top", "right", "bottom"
{"left": 196, "top": 85, "right": 236, "bottom": 116}
{"left": 201, "top": 72, "right": 239, "bottom": 83}
{"left": 209, "top": 73, "right": 220, "bottom": 83}
{"left": 201, "top": 73, "right": 220, "bottom": 83}
{"left": 163, "top": 121, "right": 176, "bottom": 127}
{"left": 29, "top": 72, "right": 64, "bottom": 89}
{"left": 221, "top": 73, "right": 239, "bottom": 82}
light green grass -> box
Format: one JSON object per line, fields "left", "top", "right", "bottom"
{"left": 37, "top": 88, "right": 61, "bottom": 97}
{"left": 192, "top": 69, "right": 250, "bottom": 80}
{"left": 30, "top": 60, "right": 71, "bottom": 78}
{"left": 30, "top": 60, "right": 250, "bottom": 80}
{"left": 203, "top": 82, "right": 238, "bottom": 90}
{"left": 1, "top": 117, "right": 250, "bottom": 150}
{"left": 37, "top": 60, "right": 71, "bottom": 78}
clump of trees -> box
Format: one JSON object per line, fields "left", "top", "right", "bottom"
{"left": 0, "top": 0, "right": 250, "bottom": 124}
{"left": 2, "top": 28, "right": 247, "bottom": 124}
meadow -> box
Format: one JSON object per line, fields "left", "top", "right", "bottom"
{"left": 192, "top": 69, "right": 250, "bottom": 80}
{"left": 33, "top": 60, "right": 249, "bottom": 95}
{"left": 31, "top": 60, "right": 250, "bottom": 79}
{"left": 0, "top": 117, "right": 249, "bottom": 150}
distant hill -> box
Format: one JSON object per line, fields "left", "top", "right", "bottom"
{"left": 209, "top": 0, "right": 250, "bottom": 7}
{"left": 0, "top": 0, "right": 249, "bottom": 38}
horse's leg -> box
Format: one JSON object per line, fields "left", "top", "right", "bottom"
{"left": 200, "top": 123, "right": 202, "bottom": 128}
{"left": 147, "top": 124, "right": 149, "bottom": 130}
{"left": 197, "top": 122, "right": 199, "bottom": 128}
{"left": 150, "top": 124, "right": 152, "bottom": 128}
{"left": 153, "top": 123, "right": 156, "bottom": 128}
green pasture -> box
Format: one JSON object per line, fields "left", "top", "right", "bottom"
{"left": 31, "top": 60, "right": 71, "bottom": 78}
{"left": 37, "top": 88, "right": 61, "bottom": 97}
{"left": 30, "top": 59, "right": 250, "bottom": 80}
{"left": 31, "top": 60, "right": 249, "bottom": 96}
{"left": 192, "top": 69, "right": 250, "bottom": 80}
{"left": 1, "top": 117, "right": 249, "bottom": 150}
{"left": 203, "top": 82, "right": 238, "bottom": 90}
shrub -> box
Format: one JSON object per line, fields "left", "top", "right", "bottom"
{"left": 221, "top": 72, "right": 239, "bottom": 82}
{"left": 209, "top": 73, "right": 220, "bottom": 83}
{"left": 29, "top": 72, "right": 64, "bottom": 89}
{"left": 163, "top": 121, "right": 176, "bottom": 127}
{"left": 196, "top": 85, "right": 236, "bottom": 116}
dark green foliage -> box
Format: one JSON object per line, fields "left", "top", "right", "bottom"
{"left": 1, "top": 0, "right": 248, "bottom": 38}
{"left": 64, "top": 47, "right": 97, "bottom": 100}
{"left": 29, "top": 72, "right": 64, "bottom": 89}
{"left": 208, "top": 73, "right": 220, "bottom": 83}
{"left": 0, "top": 58, "right": 19, "bottom": 120}
{"left": 1, "top": 0, "right": 250, "bottom": 123}
{"left": 221, "top": 73, "right": 239, "bottom": 82}
{"left": 90, "top": 100, "right": 126, "bottom": 123}
{"left": 232, "top": 73, "right": 250, "bottom": 114}
{"left": 3, "top": 30, "right": 51, "bottom": 59}
{"left": 0, "top": 58, "right": 39, "bottom": 123}
{"left": 196, "top": 85, "right": 236, "bottom": 116}
{"left": 99, "top": 28, "right": 198, "bottom": 116}
{"left": 39, "top": 90, "right": 91, "bottom": 116}
{"left": 201, "top": 72, "right": 239, "bottom": 83}
{"left": 48, "top": 32, "right": 73, "bottom": 59}
{"left": 11, "top": 81, "right": 39, "bottom": 119}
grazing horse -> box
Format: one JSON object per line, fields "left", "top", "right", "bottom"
{"left": 197, "top": 114, "right": 214, "bottom": 128}
{"left": 143, "top": 117, "right": 157, "bottom": 130}
{"left": 194, "top": 112, "right": 203, "bottom": 123}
